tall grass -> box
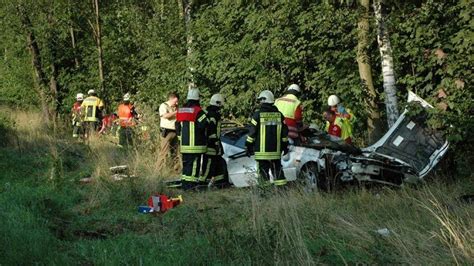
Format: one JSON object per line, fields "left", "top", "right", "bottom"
{"left": 0, "top": 109, "right": 473, "bottom": 264}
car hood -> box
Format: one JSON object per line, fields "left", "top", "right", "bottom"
{"left": 362, "top": 91, "right": 449, "bottom": 178}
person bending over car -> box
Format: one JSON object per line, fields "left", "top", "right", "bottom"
{"left": 246, "top": 90, "right": 289, "bottom": 187}
{"left": 323, "top": 108, "right": 352, "bottom": 144}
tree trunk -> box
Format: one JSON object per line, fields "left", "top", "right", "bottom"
{"left": 183, "top": 0, "right": 195, "bottom": 90}
{"left": 70, "top": 26, "right": 80, "bottom": 68}
{"left": 356, "top": 0, "right": 383, "bottom": 143}
{"left": 18, "top": 6, "right": 51, "bottom": 123}
{"left": 374, "top": 0, "right": 399, "bottom": 127}
{"left": 93, "top": 0, "right": 105, "bottom": 96}
{"left": 177, "top": 0, "right": 184, "bottom": 19}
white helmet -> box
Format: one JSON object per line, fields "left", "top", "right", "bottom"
{"left": 187, "top": 88, "right": 200, "bottom": 100}
{"left": 258, "top": 90, "right": 275, "bottom": 104}
{"left": 287, "top": 84, "right": 301, "bottom": 93}
{"left": 123, "top": 93, "right": 131, "bottom": 101}
{"left": 210, "top": 93, "right": 224, "bottom": 107}
{"left": 87, "top": 89, "right": 95, "bottom": 95}
{"left": 76, "top": 93, "right": 84, "bottom": 101}
{"left": 328, "top": 95, "right": 340, "bottom": 106}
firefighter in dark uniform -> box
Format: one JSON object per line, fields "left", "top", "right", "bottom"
{"left": 200, "top": 93, "right": 229, "bottom": 188}
{"left": 176, "top": 88, "right": 208, "bottom": 190}
{"left": 246, "top": 90, "right": 289, "bottom": 187}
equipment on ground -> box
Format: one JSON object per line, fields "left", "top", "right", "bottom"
{"left": 138, "top": 194, "right": 183, "bottom": 214}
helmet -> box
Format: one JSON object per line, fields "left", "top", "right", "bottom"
{"left": 87, "top": 89, "right": 96, "bottom": 95}
{"left": 287, "top": 84, "right": 301, "bottom": 93}
{"left": 327, "top": 95, "right": 340, "bottom": 106}
{"left": 187, "top": 88, "right": 200, "bottom": 100}
{"left": 257, "top": 90, "right": 275, "bottom": 104}
{"left": 210, "top": 93, "right": 224, "bottom": 107}
{"left": 123, "top": 93, "right": 131, "bottom": 101}
{"left": 76, "top": 93, "right": 84, "bottom": 101}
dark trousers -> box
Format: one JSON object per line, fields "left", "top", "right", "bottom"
{"left": 119, "top": 127, "right": 134, "bottom": 147}
{"left": 201, "top": 154, "right": 227, "bottom": 183}
{"left": 257, "top": 159, "right": 287, "bottom": 186}
{"left": 181, "top": 153, "right": 204, "bottom": 183}
{"left": 83, "top": 121, "right": 99, "bottom": 138}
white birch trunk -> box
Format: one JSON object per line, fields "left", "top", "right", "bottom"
{"left": 183, "top": 0, "right": 195, "bottom": 90}
{"left": 374, "top": 0, "right": 399, "bottom": 127}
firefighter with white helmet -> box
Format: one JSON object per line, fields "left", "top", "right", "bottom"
{"left": 275, "top": 83, "right": 304, "bottom": 142}
{"left": 176, "top": 88, "right": 208, "bottom": 190}
{"left": 81, "top": 89, "right": 105, "bottom": 137}
{"left": 326, "top": 94, "right": 355, "bottom": 144}
{"left": 200, "top": 93, "right": 229, "bottom": 187}
{"left": 117, "top": 92, "right": 138, "bottom": 147}
{"left": 72, "top": 93, "right": 84, "bottom": 138}
{"left": 246, "top": 90, "right": 289, "bottom": 187}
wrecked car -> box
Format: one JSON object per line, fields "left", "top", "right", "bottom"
{"left": 221, "top": 91, "right": 449, "bottom": 190}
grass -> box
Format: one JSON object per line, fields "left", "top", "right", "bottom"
{"left": 0, "top": 109, "right": 473, "bottom": 265}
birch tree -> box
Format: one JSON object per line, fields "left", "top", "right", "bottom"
{"left": 374, "top": 0, "right": 399, "bottom": 127}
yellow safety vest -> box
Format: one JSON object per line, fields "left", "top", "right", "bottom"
{"left": 81, "top": 96, "right": 104, "bottom": 122}
{"left": 275, "top": 94, "right": 301, "bottom": 119}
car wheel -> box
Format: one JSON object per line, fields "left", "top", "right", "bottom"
{"left": 298, "top": 163, "right": 321, "bottom": 192}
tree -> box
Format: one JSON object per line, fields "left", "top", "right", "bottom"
{"left": 356, "top": 0, "right": 383, "bottom": 142}
{"left": 374, "top": 0, "right": 399, "bottom": 127}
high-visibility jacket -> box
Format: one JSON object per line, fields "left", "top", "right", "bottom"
{"left": 246, "top": 103, "right": 289, "bottom": 160}
{"left": 275, "top": 94, "right": 303, "bottom": 138}
{"left": 205, "top": 105, "right": 223, "bottom": 156}
{"left": 335, "top": 105, "right": 355, "bottom": 139}
{"left": 81, "top": 96, "right": 104, "bottom": 122}
{"left": 325, "top": 117, "right": 352, "bottom": 143}
{"left": 72, "top": 102, "right": 82, "bottom": 124}
{"left": 117, "top": 103, "right": 136, "bottom": 127}
{"left": 176, "top": 103, "right": 207, "bottom": 154}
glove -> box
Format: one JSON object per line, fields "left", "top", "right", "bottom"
{"left": 337, "top": 105, "right": 347, "bottom": 115}
{"left": 283, "top": 147, "right": 289, "bottom": 156}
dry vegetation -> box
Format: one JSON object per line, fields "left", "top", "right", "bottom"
{"left": 1, "top": 109, "right": 473, "bottom": 264}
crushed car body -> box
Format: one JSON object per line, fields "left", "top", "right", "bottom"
{"left": 222, "top": 91, "right": 449, "bottom": 190}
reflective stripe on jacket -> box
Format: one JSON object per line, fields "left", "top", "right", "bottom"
{"left": 176, "top": 104, "right": 207, "bottom": 154}
{"left": 325, "top": 117, "right": 351, "bottom": 141}
{"left": 205, "top": 105, "right": 223, "bottom": 156}
{"left": 246, "top": 103, "right": 288, "bottom": 160}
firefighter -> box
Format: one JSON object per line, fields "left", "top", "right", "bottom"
{"left": 81, "top": 89, "right": 105, "bottom": 137}
{"left": 323, "top": 108, "right": 352, "bottom": 144}
{"left": 327, "top": 94, "right": 355, "bottom": 141}
{"left": 200, "top": 93, "right": 229, "bottom": 188}
{"left": 72, "top": 93, "right": 84, "bottom": 138}
{"left": 176, "top": 88, "right": 208, "bottom": 190}
{"left": 275, "top": 84, "right": 304, "bottom": 143}
{"left": 246, "top": 90, "right": 289, "bottom": 187}
{"left": 117, "top": 93, "right": 138, "bottom": 147}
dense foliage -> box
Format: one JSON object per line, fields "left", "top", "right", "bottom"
{"left": 0, "top": 0, "right": 472, "bottom": 143}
